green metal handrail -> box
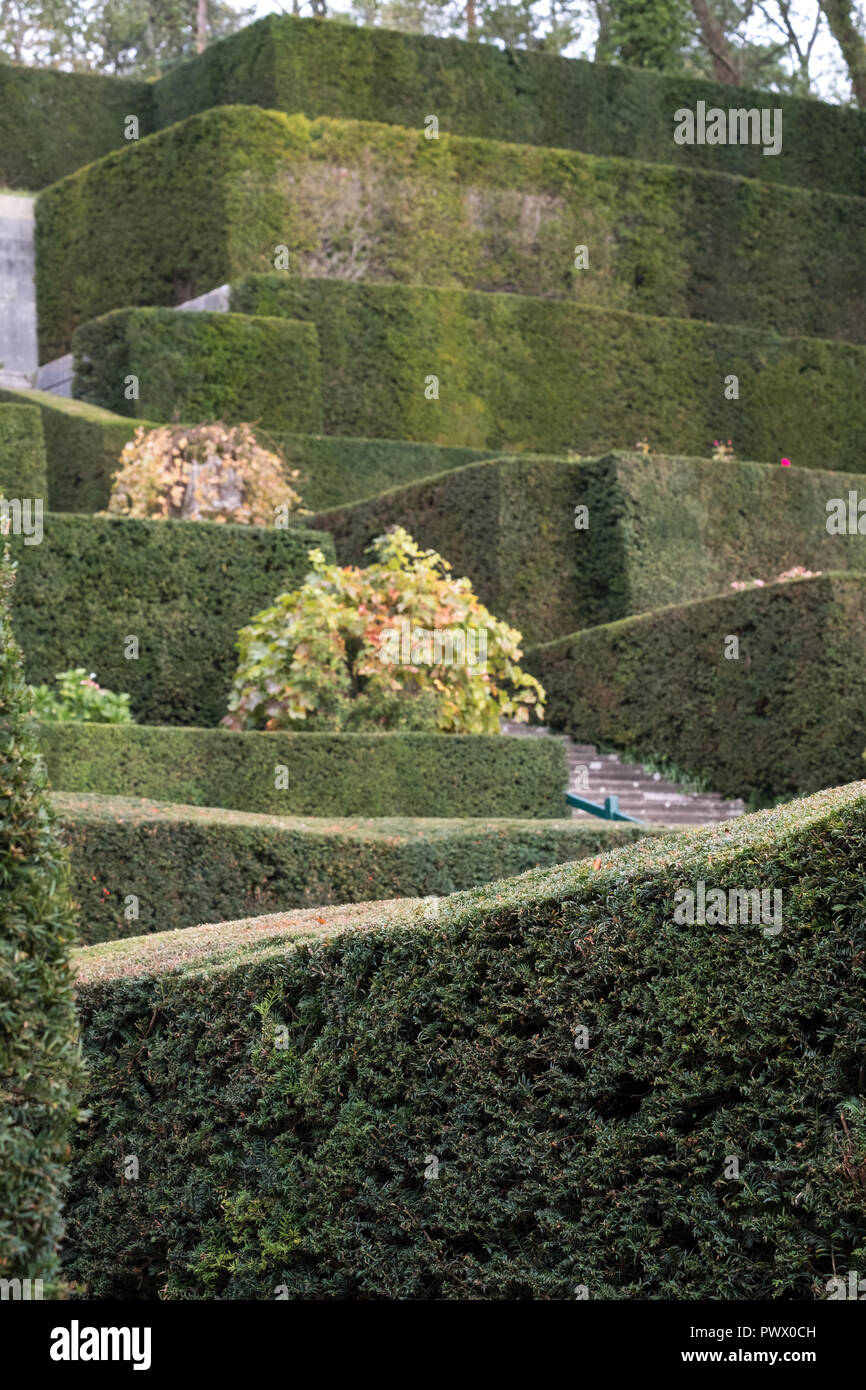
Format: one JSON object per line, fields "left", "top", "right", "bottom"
{"left": 565, "top": 791, "right": 644, "bottom": 824}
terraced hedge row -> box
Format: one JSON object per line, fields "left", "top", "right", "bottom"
{"left": 56, "top": 793, "right": 650, "bottom": 945}
{"left": 267, "top": 432, "right": 494, "bottom": 512}
{"left": 11, "top": 515, "right": 332, "bottom": 726}
{"left": 72, "top": 308, "right": 323, "bottom": 434}
{"left": 530, "top": 573, "right": 866, "bottom": 804}
{"left": 152, "top": 15, "right": 866, "bottom": 198}
{"left": 7, "top": 15, "right": 866, "bottom": 197}
{"left": 35, "top": 106, "right": 866, "bottom": 357}
{"left": 0, "top": 404, "right": 47, "bottom": 497}
{"left": 63, "top": 783, "right": 866, "bottom": 1298}
{"left": 313, "top": 451, "right": 866, "bottom": 645}
{"left": 0, "top": 386, "right": 489, "bottom": 514}
{"left": 231, "top": 276, "right": 866, "bottom": 469}
{"left": 40, "top": 725, "right": 568, "bottom": 819}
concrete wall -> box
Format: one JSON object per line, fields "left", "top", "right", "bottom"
{"left": 0, "top": 195, "right": 37, "bottom": 387}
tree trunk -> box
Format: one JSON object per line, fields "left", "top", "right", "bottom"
{"left": 466, "top": 0, "right": 477, "bottom": 35}
{"left": 196, "top": 0, "right": 207, "bottom": 54}
{"left": 594, "top": 1, "right": 616, "bottom": 62}
{"left": 690, "top": 0, "right": 742, "bottom": 84}
{"left": 819, "top": 0, "right": 866, "bottom": 106}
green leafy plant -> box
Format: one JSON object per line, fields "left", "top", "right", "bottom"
{"left": 106, "top": 423, "right": 303, "bottom": 526}
{"left": 31, "top": 669, "right": 133, "bottom": 724}
{"left": 224, "top": 527, "right": 545, "bottom": 734}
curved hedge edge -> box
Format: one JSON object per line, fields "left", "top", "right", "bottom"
{"left": 54, "top": 790, "right": 661, "bottom": 944}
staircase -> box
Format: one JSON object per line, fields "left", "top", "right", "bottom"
{"left": 0, "top": 194, "right": 37, "bottom": 388}
{"left": 501, "top": 721, "right": 744, "bottom": 827}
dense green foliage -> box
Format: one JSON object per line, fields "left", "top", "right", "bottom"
{"left": 530, "top": 573, "right": 866, "bottom": 804}
{"left": 64, "top": 782, "right": 866, "bottom": 1297}
{"left": 0, "top": 404, "right": 48, "bottom": 498}
{"left": 0, "top": 388, "right": 150, "bottom": 515}
{"left": 272, "top": 432, "right": 494, "bottom": 512}
{"left": 315, "top": 451, "right": 866, "bottom": 644}
{"left": 231, "top": 276, "right": 866, "bottom": 468}
{"left": 35, "top": 105, "right": 866, "bottom": 355}
{"left": 71, "top": 308, "right": 323, "bottom": 434}
{"left": 10, "top": 514, "right": 334, "bottom": 726}
{"left": 30, "top": 669, "right": 133, "bottom": 724}
{"left": 39, "top": 723, "right": 568, "bottom": 817}
{"left": 0, "top": 63, "right": 153, "bottom": 190}
{"left": 0, "top": 552, "right": 84, "bottom": 1287}
{"left": 226, "top": 528, "right": 544, "bottom": 734}
{"left": 152, "top": 15, "right": 866, "bottom": 197}
{"left": 56, "top": 792, "right": 652, "bottom": 945}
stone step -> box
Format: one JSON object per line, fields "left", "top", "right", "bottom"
{"left": 500, "top": 718, "right": 744, "bottom": 826}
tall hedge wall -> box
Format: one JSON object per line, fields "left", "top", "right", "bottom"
{"left": 151, "top": 15, "right": 866, "bottom": 198}
{"left": 56, "top": 792, "right": 651, "bottom": 945}
{"left": 11, "top": 514, "right": 333, "bottom": 727}
{"left": 64, "top": 782, "right": 866, "bottom": 1298}
{"left": 39, "top": 724, "right": 568, "bottom": 818}
{"left": 231, "top": 276, "right": 866, "bottom": 469}
{"left": 35, "top": 106, "right": 866, "bottom": 358}
{"left": 0, "top": 554, "right": 84, "bottom": 1289}
{"left": 0, "top": 387, "right": 149, "bottom": 514}
{"left": 0, "top": 404, "right": 48, "bottom": 498}
{"left": 529, "top": 573, "right": 866, "bottom": 804}
{"left": 314, "top": 451, "right": 866, "bottom": 645}
{"left": 0, "top": 63, "right": 152, "bottom": 191}
{"left": 72, "top": 308, "right": 323, "bottom": 434}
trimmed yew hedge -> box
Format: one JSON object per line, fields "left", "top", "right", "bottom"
{"left": 35, "top": 105, "right": 866, "bottom": 357}
{"left": 39, "top": 724, "right": 568, "bottom": 818}
{"left": 11, "top": 514, "right": 333, "bottom": 727}
{"left": 313, "top": 451, "right": 866, "bottom": 645}
{"left": 0, "top": 554, "right": 84, "bottom": 1289}
{"left": 0, "top": 62, "right": 152, "bottom": 190}
{"left": 0, "top": 403, "right": 48, "bottom": 497}
{"left": 0, "top": 387, "right": 150, "bottom": 515}
{"left": 72, "top": 308, "right": 323, "bottom": 434}
{"left": 529, "top": 573, "right": 866, "bottom": 804}
{"left": 0, "top": 388, "right": 485, "bottom": 515}
{"left": 56, "top": 792, "right": 651, "bottom": 945}
{"left": 231, "top": 276, "right": 866, "bottom": 469}
{"left": 267, "top": 432, "right": 494, "bottom": 511}
{"left": 63, "top": 781, "right": 866, "bottom": 1298}
{"left": 152, "top": 14, "right": 866, "bottom": 198}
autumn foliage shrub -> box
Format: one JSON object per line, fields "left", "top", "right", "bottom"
{"left": 224, "top": 527, "right": 545, "bottom": 733}
{"left": 107, "top": 423, "right": 302, "bottom": 526}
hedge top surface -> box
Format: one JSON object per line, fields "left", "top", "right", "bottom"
{"left": 75, "top": 779, "right": 866, "bottom": 988}
{"left": 52, "top": 790, "right": 591, "bottom": 839}
{"left": 74, "top": 898, "right": 424, "bottom": 985}
{"left": 0, "top": 385, "right": 130, "bottom": 425}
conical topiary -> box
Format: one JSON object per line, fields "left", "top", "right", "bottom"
{"left": 0, "top": 542, "right": 85, "bottom": 1290}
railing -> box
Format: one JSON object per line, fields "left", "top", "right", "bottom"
{"left": 565, "top": 791, "right": 644, "bottom": 824}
